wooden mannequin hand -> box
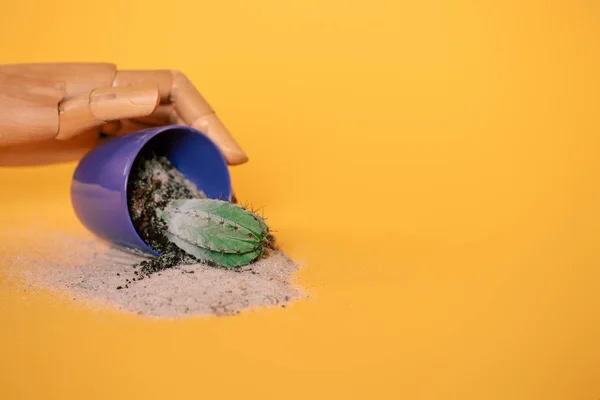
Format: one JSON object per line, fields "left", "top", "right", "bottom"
{"left": 0, "top": 63, "right": 247, "bottom": 166}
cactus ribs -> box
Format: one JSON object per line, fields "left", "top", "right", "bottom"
{"left": 126, "top": 150, "right": 275, "bottom": 280}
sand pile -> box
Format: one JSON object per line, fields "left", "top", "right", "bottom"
{"left": 4, "top": 231, "right": 302, "bottom": 318}
{"left": 1, "top": 152, "right": 304, "bottom": 318}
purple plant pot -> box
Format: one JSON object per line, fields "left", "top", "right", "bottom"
{"left": 70, "top": 125, "right": 232, "bottom": 256}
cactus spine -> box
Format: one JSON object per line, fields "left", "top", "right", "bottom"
{"left": 157, "top": 198, "right": 271, "bottom": 268}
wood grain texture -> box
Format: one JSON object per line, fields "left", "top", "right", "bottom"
{"left": 0, "top": 64, "right": 248, "bottom": 165}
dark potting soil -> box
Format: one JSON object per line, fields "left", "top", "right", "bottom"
{"left": 127, "top": 151, "right": 208, "bottom": 276}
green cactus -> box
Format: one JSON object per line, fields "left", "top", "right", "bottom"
{"left": 156, "top": 198, "right": 272, "bottom": 268}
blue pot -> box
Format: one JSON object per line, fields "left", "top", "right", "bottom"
{"left": 70, "top": 125, "right": 232, "bottom": 256}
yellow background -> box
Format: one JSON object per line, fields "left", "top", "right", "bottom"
{"left": 1, "top": 0, "right": 599, "bottom": 398}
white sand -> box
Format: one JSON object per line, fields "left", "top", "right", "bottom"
{"left": 2, "top": 229, "right": 304, "bottom": 318}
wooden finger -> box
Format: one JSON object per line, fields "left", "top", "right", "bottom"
{"left": 134, "top": 104, "right": 175, "bottom": 126}
{"left": 171, "top": 113, "right": 185, "bottom": 125}
{"left": 0, "top": 63, "right": 117, "bottom": 98}
{"left": 170, "top": 71, "right": 248, "bottom": 165}
{"left": 113, "top": 70, "right": 173, "bottom": 102}
{"left": 56, "top": 83, "right": 159, "bottom": 140}
{"left": 114, "top": 69, "right": 248, "bottom": 165}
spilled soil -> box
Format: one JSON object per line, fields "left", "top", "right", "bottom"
{"left": 1, "top": 152, "right": 305, "bottom": 318}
